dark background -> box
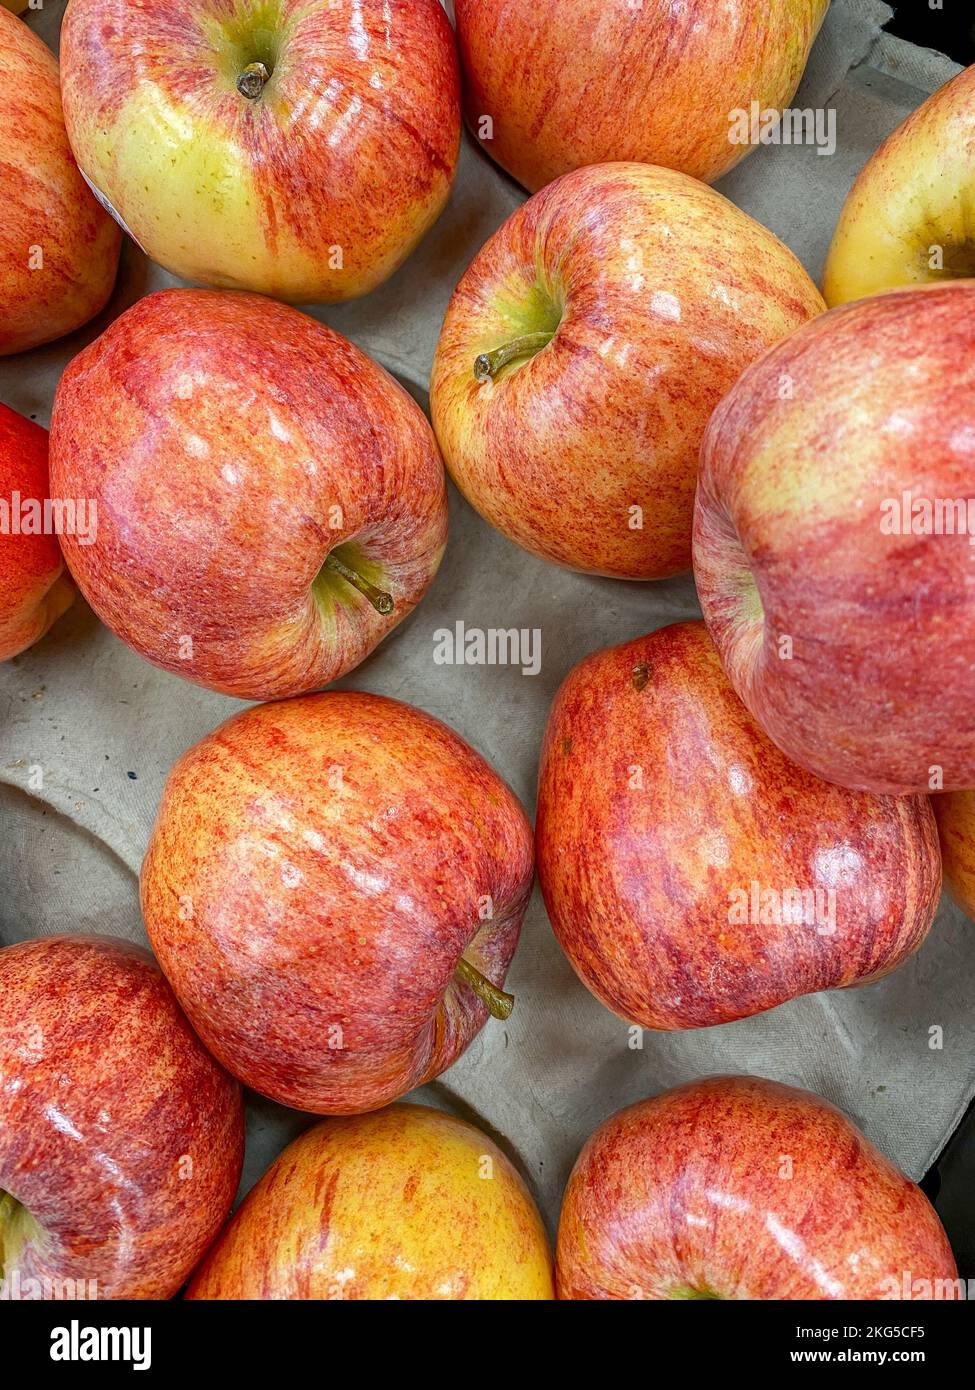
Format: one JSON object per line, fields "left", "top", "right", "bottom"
{"left": 887, "top": 0, "right": 975, "bottom": 62}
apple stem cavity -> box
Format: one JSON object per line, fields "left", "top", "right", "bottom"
{"left": 455, "top": 956, "right": 514, "bottom": 1020}
{"left": 473, "top": 331, "right": 555, "bottom": 382}
{"left": 0, "top": 1190, "right": 19, "bottom": 1278}
{"left": 322, "top": 552, "right": 394, "bottom": 616}
{"left": 237, "top": 61, "right": 270, "bottom": 101}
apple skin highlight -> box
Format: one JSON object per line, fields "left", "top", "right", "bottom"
{"left": 60, "top": 0, "right": 460, "bottom": 302}
{"left": 536, "top": 621, "right": 941, "bottom": 1030}
{"left": 694, "top": 281, "right": 975, "bottom": 795}
{"left": 186, "top": 1105, "right": 554, "bottom": 1300}
{"left": 141, "top": 692, "right": 534, "bottom": 1115}
{"left": 0, "top": 935, "right": 244, "bottom": 1301}
{"left": 431, "top": 163, "right": 824, "bottom": 580}
{"left": 49, "top": 288, "right": 448, "bottom": 701}
{"left": 556, "top": 1075, "right": 960, "bottom": 1301}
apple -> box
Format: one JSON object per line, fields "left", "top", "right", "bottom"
{"left": 0, "top": 7, "right": 120, "bottom": 355}
{"left": 454, "top": 0, "right": 830, "bottom": 193}
{"left": 186, "top": 1103, "right": 553, "bottom": 1299}
{"left": 60, "top": 0, "right": 460, "bottom": 303}
{"left": 140, "top": 690, "right": 534, "bottom": 1114}
{"left": 557, "top": 1075, "right": 960, "bottom": 1300}
{"left": 0, "top": 934, "right": 244, "bottom": 1301}
{"left": 430, "top": 163, "right": 824, "bottom": 580}
{"left": 49, "top": 287, "right": 448, "bottom": 701}
{"left": 0, "top": 404, "right": 75, "bottom": 662}
{"left": 823, "top": 65, "right": 975, "bottom": 307}
{"left": 932, "top": 791, "right": 975, "bottom": 922}
{"left": 536, "top": 621, "right": 940, "bottom": 1030}
{"left": 694, "top": 280, "right": 975, "bottom": 795}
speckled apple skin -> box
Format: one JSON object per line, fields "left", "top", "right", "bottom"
{"left": 694, "top": 282, "right": 975, "bottom": 795}
{"left": 0, "top": 8, "right": 120, "bottom": 354}
{"left": 823, "top": 65, "right": 975, "bottom": 306}
{"left": 0, "top": 935, "right": 243, "bottom": 1300}
{"left": 60, "top": 0, "right": 459, "bottom": 303}
{"left": 186, "top": 1104, "right": 553, "bottom": 1300}
{"left": 536, "top": 622, "right": 940, "bottom": 1030}
{"left": 933, "top": 791, "right": 975, "bottom": 922}
{"left": 557, "top": 1075, "right": 959, "bottom": 1300}
{"left": 141, "top": 691, "right": 534, "bottom": 1113}
{"left": 0, "top": 404, "right": 74, "bottom": 661}
{"left": 454, "top": 0, "right": 829, "bottom": 192}
{"left": 431, "top": 163, "right": 823, "bottom": 579}
{"left": 49, "top": 288, "right": 448, "bottom": 700}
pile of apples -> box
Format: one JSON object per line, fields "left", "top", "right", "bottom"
{"left": 1, "top": 0, "right": 974, "bottom": 1301}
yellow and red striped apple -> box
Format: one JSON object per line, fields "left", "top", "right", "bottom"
{"left": 50, "top": 288, "right": 447, "bottom": 700}
{"left": 0, "top": 403, "right": 74, "bottom": 661}
{"left": 60, "top": 0, "right": 460, "bottom": 303}
{"left": 694, "top": 281, "right": 975, "bottom": 794}
{"left": 933, "top": 791, "right": 975, "bottom": 922}
{"left": 0, "top": 935, "right": 243, "bottom": 1300}
{"left": 454, "top": 0, "right": 830, "bottom": 193}
{"left": 186, "top": 1104, "right": 554, "bottom": 1300}
{"left": 823, "top": 65, "right": 975, "bottom": 306}
{"left": 0, "top": 7, "right": 120, "bottom": 355}
{"left": 431, "top": 163, "right": 824, "bottom": 579}
{"left": 141, "top": 691, "right": 534, "bottom": 1114}
{"left": 536, "top": 621, "right": 940, "bottom": 1030}
{"left": 557, "top": 1075, "right": 959, "bottom": 1300}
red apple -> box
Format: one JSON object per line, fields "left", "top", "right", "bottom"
{"left": 0, "top": 403, "right": 74, "bottom": 661}
{"left": 60, "top": 0, "right": 460, "bottom": 303}
{"left": 431, "top": 163, "right": 823, "bottom": 579}
{"left": 0, "top": 6, "right": 120, "bottom": 355}
{"left": 454, "top": 0, "right": 830, "bottom": 193}
{"left": 140, "top": 690, "right": 534, "bottom": 1114}
{"left": 536, "top": 621, "right": 940, "bottom": 1030}
{"left": 557, "top": 1075, "right": 960, "bottom": 1300}
{"left": 0, "top": 934, "right": 243, "bottom": 1301}
{"left": 694, "top": 281, "right": 975, "bottom": 794}
{"left": 186, "top": 1104, "right": 554, "bottom": 1300}
{"left": 932, "top": 791, "right": 975, "bottom": 922}
{"left": 49, "top": 288, "right": 448, "bottom": 700}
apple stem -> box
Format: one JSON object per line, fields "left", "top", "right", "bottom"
{"left": 322, "top": 552, "right": 394, "bottom": 616}
{"left": 454, "top": 956, "right": 514, "bottom": 1020}
{"left": 237, "top": 62, "right": 270, "bottom": 100}
{"left": 473, "top": 331, "right": 555, "bottom": 382}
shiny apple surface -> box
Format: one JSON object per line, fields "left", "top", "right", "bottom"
{"left": 187, "top": 1104, "right": 554, "bottom": 1300}
{"left": 0, "top": 935, "right": 243, "bottom": 1300}
{"left": 557, "top": 1076, "right": 959, "bottom": 1300}
{"left": 537, "top": 621, "right": 940, "bottom": 1028}
{"left": 431, "top": 163, "right": 824, "bottom": 579}
{"left": 60, "top": 0, "right": 460, "bottom": 302}
{"left": 141, "top": 691, "right": 534, "bottom": 1113}
{"left": 694, "top": 281, "right": 975, "bottom": 794}
{"left": 49, "top": 288, "right": 448, "bottom": 700}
